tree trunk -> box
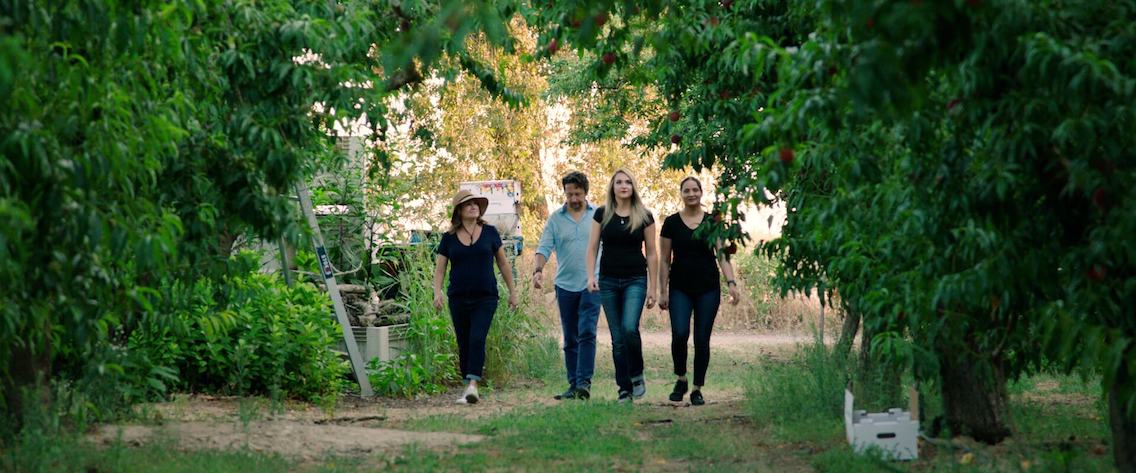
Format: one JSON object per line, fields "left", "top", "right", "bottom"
{"left": 836, "top": 304, "right": 860, "bottom": 360}
{"left": 3, "top": 323, "right": 52, "bottom": 430}
{"left": 1109, "top": 355, "right": 1136, "bottom": 473}
{"left": 937, "top": 344, "right": 1011, "bottom": 444}
{"left": 858, "top": 314, "right": 878, "bottom": 370}
{"left": 218, "top": 229, "right": 237, "bottom": 260}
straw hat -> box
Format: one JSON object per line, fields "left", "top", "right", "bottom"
{"left": 451, "top": 190, "right": 489, "bottom": 216}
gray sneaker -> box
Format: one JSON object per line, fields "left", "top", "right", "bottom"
{"left": 631, "top": 379, "right": 646, "bottom": 399}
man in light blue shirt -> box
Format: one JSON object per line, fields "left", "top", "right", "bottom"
{"left": 534, "top": 171, "right": 601, "bottom": 400}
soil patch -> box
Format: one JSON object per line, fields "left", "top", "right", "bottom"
{"left": 90, "top": 421, "right": 483, "bottom": 460}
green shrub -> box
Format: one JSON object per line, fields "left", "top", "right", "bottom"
{"left": 368, "top": 352, "right": 452, "bottom": 398}
{"left": 127, "top": 255, "right": 347, "bottom": 402}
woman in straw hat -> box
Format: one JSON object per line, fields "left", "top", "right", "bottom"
{"left": 433, "top": 189, "right": 518, "bottom": 404}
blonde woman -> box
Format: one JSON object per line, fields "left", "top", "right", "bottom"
{"left": 585, "top": 169, "right": 658, "bottom": 403}
{"left": 433, "top": 190, "right": 518, "bottom": 405}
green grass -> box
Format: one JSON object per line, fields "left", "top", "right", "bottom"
{"left": 1, "top": 430, "right": 297, "bottom": 473}
{"left": 383, "top": 402, "right": 785, "bottom": 472}
{"left": 84, "top": 443, "right": 301, "bottom": 473}
{"left": 746, "top": 338, "right": 848, "bottom": 444}
{"left": 3, "top": 341, "right": 1120, "bottom": 473}
{"left": 741, "top": 342, "right": 1115, "bottom": 473}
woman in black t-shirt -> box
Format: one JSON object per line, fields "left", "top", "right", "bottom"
{"left": 585, "top": 169, "right": 658, "bottom": 402}
{"left": 433, "top": 190, "right": 518, "bottom": 405}
{"left": 658, "top": 177, "right": 740, "bottom": 406}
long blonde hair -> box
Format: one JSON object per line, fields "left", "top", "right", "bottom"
{"left": 601, "top": 169, "right": 652, "bottom": 232}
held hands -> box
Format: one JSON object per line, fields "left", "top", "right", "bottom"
{"left": 532, "top": 269, "right": 543, "bottom": 289}
{"left": 433, "top": 292, "right": 445, "bottom": 310}
{"left": 587, "top": 277, "right": 599, "bottom": 293}
{"left": 508, "top": 292, "right": 518, "bottom": 310}
{"left": 728, "top": 285, "right": 741, "bottom": 305}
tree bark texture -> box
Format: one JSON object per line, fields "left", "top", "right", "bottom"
{"left": 937, "top": 342, "right": 1012, "bottom": 444}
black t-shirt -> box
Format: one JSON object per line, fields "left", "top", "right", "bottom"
{"left": 593, "top": 206, "right": 654, "bottom": 278}
{"left": 661, "top": 212, "right": 719, "bottom": 294}
{"left": 435, "top": 224, "right": 502, "bottom": 299}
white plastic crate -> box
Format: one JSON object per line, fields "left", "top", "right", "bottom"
{"left": 844, "top": 389, "right": 919, "bottom": 460}
{"left": 341, "top": 324, "right": 409, "bottom": 364}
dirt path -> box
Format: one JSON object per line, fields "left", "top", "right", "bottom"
{"left": 89, "top": 330, "right": 809, "bottom": 463}
{"left": 633, "top": 330, "right": 810, "bottom": 350}
{"left": 89, "top": 422, "right": 484, "bottom": 461}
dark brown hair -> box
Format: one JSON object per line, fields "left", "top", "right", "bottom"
{"left": 448, "top": 201, "right": 488, "bottom": 234}
{"left": 680, "top": 176, "right": 703, "bottom": 191}
{"left": 562, "top": 171, "right": 589, "bottom": 192}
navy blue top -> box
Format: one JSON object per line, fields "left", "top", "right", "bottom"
{"left": 436, "top": 224, "right": 503, "bottom": 299}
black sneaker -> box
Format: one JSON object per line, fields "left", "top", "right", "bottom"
{"left": 554, "top": 387, "right": 576, "bottom": 400}
{"left": 574, "top": 387, "right": 590, "bottom": 400}
{"left": 669, "top": 379, "right": 689, "bottom": 402}
{"left": 617, "top": 391, "right": 633, "bottom": 404}
{"left": 690, "top": 390, "right": 705, "bottom": 406}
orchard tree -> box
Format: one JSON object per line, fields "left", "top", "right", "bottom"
{"left": 544, "top": 46, "right": 690, "bottom": 215}
{"left": 0, "top": 0, "right": 523, "bottom": 424}
{"left": 524, "top": 0, "right": 1135, "bottom": 468}
{"left": 383, "top": 23, "right": 547, "bottom": 243}
{"left": 378, "top": 20, "right": 684, "bottom": 243}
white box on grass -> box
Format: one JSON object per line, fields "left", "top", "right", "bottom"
{"left": 844, "top": 389, "right": 919, "bottom": 460}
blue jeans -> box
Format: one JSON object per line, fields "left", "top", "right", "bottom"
{"left": 669, "top": 288, "right": 720, "bottom": 386}
{"left": 449, "top": 296, "right": 498, "bottom": 381}
{"left": 556, "top": 286, "right": 602, "bottom": 390}
{"left": 599, "top": 275, "right": 648, "bottom": 394}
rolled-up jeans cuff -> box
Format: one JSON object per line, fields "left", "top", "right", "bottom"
{"left": 465, "top": 374, "right": 482, "bottom": 381}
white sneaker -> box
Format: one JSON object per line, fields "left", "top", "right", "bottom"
{"left": 455, "top": 396, "right": 468, "bottom": 404}
{"left": 463, "top": 384, "right": 479, "bottom": 404}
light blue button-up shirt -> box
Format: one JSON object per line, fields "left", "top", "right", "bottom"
{"left": 535, "top": 202, "right": 600, "bottom": 292}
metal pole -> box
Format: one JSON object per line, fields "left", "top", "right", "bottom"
{"left": 296, "top": 182, "right": 374, "bottom": 397}
{"left": 278, "top": 238, "right": 293, "bottom": 287}
{"left": 818, "top": 287, "right": 825, "bottom": 346}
